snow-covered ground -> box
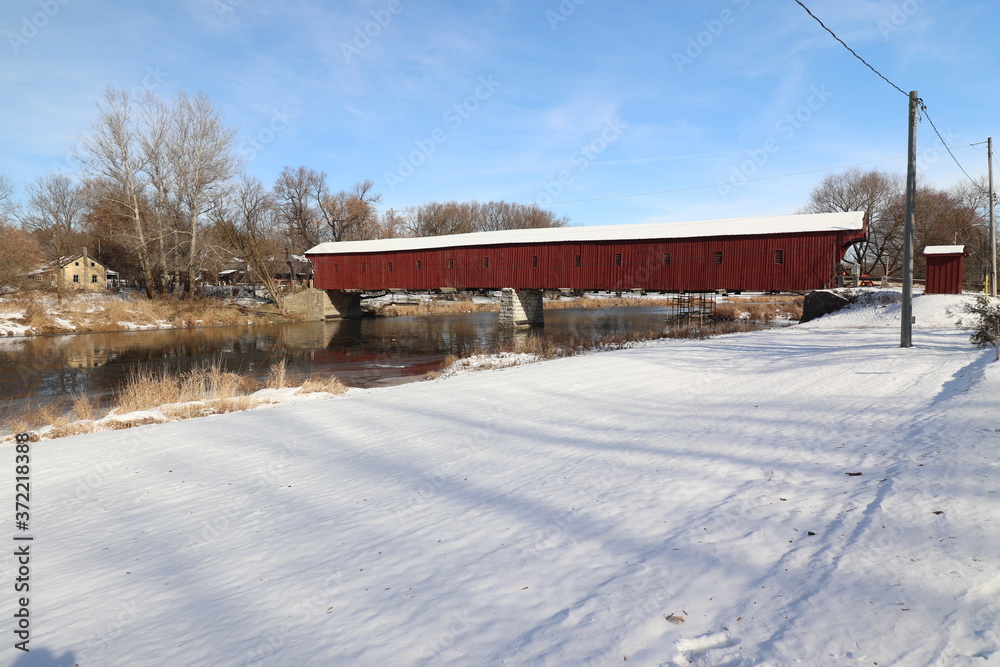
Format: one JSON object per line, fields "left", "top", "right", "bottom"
{"left": 5, "top": 292, "right": 999, "bottom": 666}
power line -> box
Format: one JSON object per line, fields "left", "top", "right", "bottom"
{"left": 791, "top": 0, "right": 908, "bottom": 96}
{"left": 792, "top": 1, "right": 986, "bottom": 194}
{"left": 545, "top": 148, "right": 958, "bottom": 206}
{"left": 922, "top": 105, "right": 989, "bottom": 193}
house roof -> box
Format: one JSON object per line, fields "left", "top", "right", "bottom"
{"left": 923, "top": 245, "right": 967, "bottom": 256}
{"left": 305, "top": 211, "right": 866, "bottom": 256}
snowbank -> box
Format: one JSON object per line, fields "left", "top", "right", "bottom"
{"left": 4, "top": 292, "right": 999, "bottom": 666}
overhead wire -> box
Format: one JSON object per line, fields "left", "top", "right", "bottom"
{"left": 792, "top": 0, "right": 987, "bottom": 193}
{"left": 547, "top": 147, "right": 961, "bottom": 206}
{"left": 791, "top": 0, "right": 907, "bottom": 97}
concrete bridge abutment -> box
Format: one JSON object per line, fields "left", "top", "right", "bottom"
{"left": 283, "top": 288, "right": 363, "bottom": 320}
{"left": 498, "top": 288, "right": 544, "bottom": 328}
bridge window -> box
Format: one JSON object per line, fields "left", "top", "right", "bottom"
{"left": 334, "top": 264, "right": 338, "bottom": 273}
{"left": 532, "top": 255, "right": 538, "bottom": 268}
{"left": 714, "top": 252, "right": 723, "bottom": 265}
{"left": 663, "top": 253, "right": 671, "bottom": 266}
{"left": 417, "top": 260, "right": 422, "bottom": 271}
{"left": 774, "top": 250, "right": 784, "bottom": 264}
{"left": 361, "top": 262, "right": 366, "bottom": 273}
{"left": 574, "top": 255, "right": 581, "bottom": 267}
{"left": 483, "top": 256, "right": 489, "bottom": 268}
{"left": 448, "top": 258, "right": 454, "bottom": 270}
{"left": 388, "top": 261, "right": 393, "bottom": 272}
{"left": 614, "top": 253, "right": 622, "bottom": 266}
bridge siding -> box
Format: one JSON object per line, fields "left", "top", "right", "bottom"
{"left": 310, "top": 230, "right": 863, "bottom": 293}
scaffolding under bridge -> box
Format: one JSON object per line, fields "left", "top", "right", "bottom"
{"left": 666, "top": 293, "right": 717, "bottom": 326}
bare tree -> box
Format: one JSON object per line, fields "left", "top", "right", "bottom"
{"left": 19, "top": 173, "right": 87, "bottom": 260}
{"left": 77, "top": 86, "right": 240, "bottom": 298}
{"left": 274, "top": 165, "right": 325, "bottom": 251}
{"left": 801, "top": 168, "right": 903, "bottom": 276}
{"left": 404, "top": 200, "right": 568, "bottom": 237}
{"left": 378, "top": 208, "right": 405, "bottom": 239}
{"left": 0, "top": 223, "right": 42, "bottom": 290}
{"left": 211, "top": 177, "right": 285, "bottom": 311}
{"left": 76, "top": 86, "right": 157, "bottom": 297}
{"left": 0, "top": 175, "right": 15, "bottom": 226}
{"left": 319, "top": 179, "right": 383, "bottom": 241}
{"left": 167, "top": 91, "right": 240, "bottom": 296}
{"left": 404, "top": 201, "right": 477, "bottom": 237}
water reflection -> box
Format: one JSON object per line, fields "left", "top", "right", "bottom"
{"left": 0, "top": 307, "right": 674, "bottom": 411}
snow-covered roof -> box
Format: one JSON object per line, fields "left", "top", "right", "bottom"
{"left": 923, "top": 245, "right": 966, "bottom": 255}
{"left": 305, "top": 211, "right": 865, "bottom": 256}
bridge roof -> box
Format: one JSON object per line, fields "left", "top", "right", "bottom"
{"left": 305, "top": 211, "right": 865, "bottom": 256}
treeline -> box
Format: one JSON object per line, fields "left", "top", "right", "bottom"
{"left": 0, "top": 86, "right": 566, "bottom": 299}
{"left": 802, "top": 168, "right": 993, "bottom": 285}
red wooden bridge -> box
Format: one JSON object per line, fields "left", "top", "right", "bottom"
{"left": 301, "top": 212, "right": 866, "bottom": 325}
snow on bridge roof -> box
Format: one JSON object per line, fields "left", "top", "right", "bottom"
{"left": 305, "top": 211, "right": 866, "bottom": 256}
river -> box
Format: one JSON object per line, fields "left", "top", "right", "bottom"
{"left": 0, "top": 307, "right": 686, "bottom": 415}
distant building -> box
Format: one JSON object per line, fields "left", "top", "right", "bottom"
{"left": 25, "top": 249, "right": 112, "bottom": 292}
{"left": 923, "top": 245, "right": 968, "bottom": 295}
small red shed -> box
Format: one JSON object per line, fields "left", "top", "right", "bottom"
{"left": 923, "top": 245, "right": 968, "bottom": 294}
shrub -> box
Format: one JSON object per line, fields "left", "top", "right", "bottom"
{"left": 964, "top": 295, "right": 1000, "bottom": 353}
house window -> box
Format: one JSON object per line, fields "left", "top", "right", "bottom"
{"left": 532, "top": 255, "right": 538, "bottom": 268}
{"left": 574, "top": 255, "right": 581, "bottom": 267}
{"left": 663, "top": 253, "right": 671, "bottom": 266}
{"left": 417, "top": 260, "right": 422, "bottom": 271}
{"left": 614, "top": 253, "right": 622, "bottom": 267}
{"left": 483, "top": 256, "right": 489, "bottom": 268}
{"left": 72, "top": 274, "right": 79, "bottom": 283}
{"left": 774, "top": 250, "right": 784, "bottom": 264}
{"left": 388, "top": 261, "right": 393, "bottom": 272}
{"left": 74, "top": 262, "right": 79, "bottom": 267}
{"left": 90, "top": 262, "right": 96, "bottom": 267}
{"left": 91, "top": 275, "right": 98, "bottom": 283}
{"left": 448, "top": 258, "right": 454, "bottom": 270}
{"left": 714, "top": 252, "right": 723, "bottom": 265}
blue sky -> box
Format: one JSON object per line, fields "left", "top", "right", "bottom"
{"left": 1, "top": 0, "right": 997, "bottom": 228}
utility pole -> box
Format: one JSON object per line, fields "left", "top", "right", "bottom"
{"left": 988, "top": 137, "right": 997, "bottom": 297}
{"left": 901, "top": 91, "right": 918, "bottom": 348}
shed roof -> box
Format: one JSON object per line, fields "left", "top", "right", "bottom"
{"left": 305, "top": 211, "right": 865, "bottom": 256}
{"left": 923, "top": 245, "right": 967, "bottom": 256}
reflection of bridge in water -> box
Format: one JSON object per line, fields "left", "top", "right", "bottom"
{"left": 301, "top": 212, "right": 866, "bottom": 327}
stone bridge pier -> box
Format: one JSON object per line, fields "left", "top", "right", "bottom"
{"left": 498, "top": 288, "right": 544, "bottom": 327}
{"left": 283, "top": 288, "right": 363, "bottom": 320}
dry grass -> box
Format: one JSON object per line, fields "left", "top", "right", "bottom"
{"left": 72, "top": 394, "right": 96, "bottom": 421}
{"left": 266, "top": 359, "right": 292, "bottom": 389}
{"left": 115, "top": 360, "right": 252, "bottom": 413}
{"left": 296, "top": 375, "right": 349, "bottom": 395}
{"left": 373, "top": 299, "right": 497, "bottom": 317}
{"left": 715, "top": 295, "right": 803, "bottom": 322}
{"left": 544, "top": 295, "right": 652, "bottom": 309}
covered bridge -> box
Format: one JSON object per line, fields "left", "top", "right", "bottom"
{"left": 303, "top": 211, "right": 866, "bottom": 325}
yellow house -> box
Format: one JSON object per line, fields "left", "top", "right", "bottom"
{"left": 31, "top": 250, "right": 110, "bottom": 292}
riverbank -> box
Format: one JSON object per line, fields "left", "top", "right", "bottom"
{"left": 0, "top": 290, "right": 280, "bottom": 336}
{"left": 10, "top": 290, "right": 998, "bottom": 665}
{"left": 1, "top": 319, "right": 763, "bottom": 441}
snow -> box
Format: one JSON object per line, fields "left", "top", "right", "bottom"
{"left": 306, "top": 211, "right": 865, "bottom": 255}
{"left": 5, "top": 291, "right": 1000, "bottom": 666}
{"left": 923, "top": 245, "right": 967, "bottom": 255}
